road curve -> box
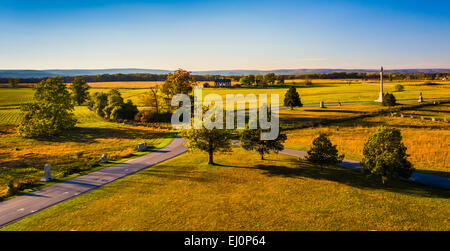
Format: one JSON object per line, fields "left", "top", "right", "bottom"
{"left": 280, "top": 148, "right": 450, "bottom": 190}
{"left": 0, "top": 137, "right": 187, "bottom": 228}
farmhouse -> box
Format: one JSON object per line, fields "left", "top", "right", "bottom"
{"left": 214, "top": 79, "right": 231, "bottom": 87}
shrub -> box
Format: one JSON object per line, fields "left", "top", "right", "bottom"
{"left": 382, "top": 93, "right": 396, "bottom": 107}
{"left": 135, "top": 109, "right": 172, "bottom": 123}
{"left": 361, "top": 126, "right": 414, "bottom": 183}
{"left": 394, "top": 84, "right": 404, "bottom": 92}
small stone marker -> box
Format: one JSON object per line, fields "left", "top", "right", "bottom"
{"left": 400, "top": 113, "right": 404, "bottom": 118}
{"left": 431, "top": 117, "right": 436, "bottom": 121}
{"left": 40, "top": 164, "right": 54, "bottom": 182}
{"left": 137, "top": 142, "right": 147, "bottom": 152}
{"left": 101, "top": 154, "right": 108, "bottom": 163}
{"left": 320, "top": 101, "right": 325, "bottom": 108}
{"left": 410, "top": 115, "right": 414, "bottom": 119}
{"left": 418, "top": 93, "right": 424, "bottom": 103}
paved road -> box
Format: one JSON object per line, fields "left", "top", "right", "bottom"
{"left": 236, "top": 98, "right": 450, "bottom": 114}
{"left": 0, "top": 137, "right": 187, "bottom": 228}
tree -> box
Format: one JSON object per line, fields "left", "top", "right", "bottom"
{"left": 140, "top": 87, "right": 161, "bottom": 114}
{"left": 18, "top": 77, "right": 76, "bottom": 138}
{"left": 91, "top": 92, "right": 108, "bottom": 117}
{"left": 361, "top": 126, "right": 414, "bottom": 183}
{"left": 161, "top": 69, "right": 195, "bottom": 105}
{"left": 70, "top": 77, "right": 90, "bottom": 105}
{"left": 283, "top": 86, "right": 302, "bottom": 110}
{"left": 263, "top": 73, "right": 276, "bottom": 85}
{"left": 90, "top": 89, "right": 138, "bottom": 120}
{"left": 306, "top": 133, "right": 344, "bottom": 169}
{"left": 239, "top": 76, "right": 251, "bottom": 86}
{"left": 394, "top": 84, "right": 404, "bottom": 92}
{"left": 382, "top": 93, "right": 396, "bottom": 107}
{"left": 180, "top": 126, "right": 233, "bottom": 165}
{"left": 8, "top": 78, "right": 18, "bottom": 88}
{"left": 248, "top": 75, "right": 256, "bottom": 85}
{"left": 240, "top": 128, "right": 287, "bottom": 160}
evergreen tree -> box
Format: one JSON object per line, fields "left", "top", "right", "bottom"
{"left": 306, "top": 133, "right": 344, "bottom": 169}
{"left": 283, "top": 86, "right": 302, "bottom": 110}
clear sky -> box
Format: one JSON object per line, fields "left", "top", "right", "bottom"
{"left": 1, "top": 0, "right": 450, "bottom": 70}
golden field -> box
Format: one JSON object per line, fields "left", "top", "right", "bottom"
{"left": 285, "top": 105, "right": 450, "bottom": 176}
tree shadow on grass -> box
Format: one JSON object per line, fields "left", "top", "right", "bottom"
{"left": 34, "top": 127, "right": 167, "bottom": 143}
{"left": 302, "top": 109, "right": 367, "bottom": 114}
{"left": 237, "top": 159, "right": 450, "bottom": 199}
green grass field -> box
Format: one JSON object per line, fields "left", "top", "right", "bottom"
{"left": 2, "top": 81, "right": 449, "bottom": 108}
{"left": 2, "top": 148, "right": 449, "bottom": 231}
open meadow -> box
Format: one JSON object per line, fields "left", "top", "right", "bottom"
{"left": 2, "top": 148, "right": 449, "bottom": 231}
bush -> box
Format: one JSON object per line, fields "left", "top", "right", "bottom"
{"left": 382, "top": 93, "right": 396, "bottom": 107}
{"left": 90, "top": 89, "right": 138, "bottom": 121}
{"left": 361, "top": 126, "right": 414, "bottom": 183}
{"left": 135, "top": 109, "right": 172, "bottom": 123}
{"left": 306, "top": 133, "right": 344, "bottom": 168}
{"left": 394, "top": 84, "right": 404, "bottom": 92}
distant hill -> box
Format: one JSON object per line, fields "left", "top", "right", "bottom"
{"left": 1, "top": 68, "right": 450, "bottom": 78}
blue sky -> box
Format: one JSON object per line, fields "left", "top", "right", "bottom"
{"left": 1, "top": 0, "right": 449, "bottom": 70}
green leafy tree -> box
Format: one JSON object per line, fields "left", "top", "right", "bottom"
{"left": 306, "top": 133, "right": 344, "bottom": 169}
{"left": 394, "top": 84, "right": 404, "bottom": 92}
{"left": 263, "top": 73, "right": 276, "bottom": 85}
{"left": 283, "top": 86, "right": 302, "bottom": 110}
{"left": 70, "top": 78, "right": 90, "bottom": 105}
{"left": 181, "top": 126, "right": 233, "bottom": 165}
{"left": 239, "top": 76, "right": 251, "bottom": 86}
{"left": 382, "top": 93, "right": 396, "bottom": 107}
{"left": 161, "top": 69, "right": 195, "bottom": 105}
{"left": 91, "top": 92, "right": 108, "bottom": 117}
{"left": 248, "top": 75, "right": 256, "bottom": 85}
{"left": 140, "top": 87, "right": 161, "bottom": 114}
{"left": 8, "top": 78, "right": 18, "bottom": 88}
{"left": 18, "top": 77, "right": 76, "bottom": 138}
{"left": 361, "top": 126, "right": 414, "bottom": 183}
{"left": 240, "top": 128, "right": 287, "bottom": 160}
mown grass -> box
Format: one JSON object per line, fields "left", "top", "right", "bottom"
{"left": 0, "top": 106, "right": 174, "bottom": 199}
{"left": 2, "top": 148, "right": 449, "bottom": 231}
{"left": 284, "top": 105, "right": 450, "bottom": 176}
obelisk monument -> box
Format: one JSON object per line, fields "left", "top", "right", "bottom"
{"left": 375, "top": 66, "right": 384, "bottom": 102}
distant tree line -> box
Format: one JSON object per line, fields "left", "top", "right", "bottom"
{"left": 2, "top": 72, "right": 449, "bottom": 85}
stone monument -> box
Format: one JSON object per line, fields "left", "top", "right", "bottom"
{"left": 101, "top": 154, "right": 108, "bottom": 163}
{"left": 137, "top": 142, "right": 147, "bottom": 152}
{"left": 40, "top": 164, "right": 54, "bottom": 182}
{"left": 320, "top": 101, "right": 325, "bottom": 108}
{"left": 374, "top": 66, "right": 384, "bottom": 102}
{"left": 418, "top": 92, "right": 424, "bottom": 103}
